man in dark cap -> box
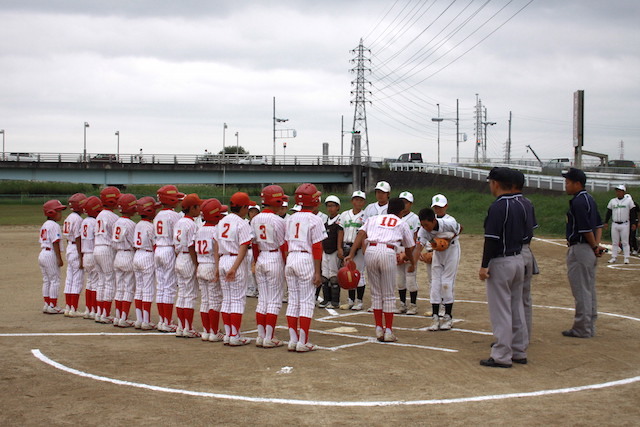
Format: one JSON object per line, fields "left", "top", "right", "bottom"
{"left": 478, "top": 167, "right": 528, "bottom": 368}
{"left": 562, "top": 167, "right": 604, "bottom": 338}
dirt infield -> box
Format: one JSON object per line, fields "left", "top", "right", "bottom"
{"left": 1, "top": 226, "right": 639, "bottom": 426}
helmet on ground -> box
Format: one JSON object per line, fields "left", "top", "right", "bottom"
{"left": 43, "top": 200, "right": 67, "bottom": 218}
{"left": 100, "top": 186, "right": 121, "bottom": 208}
{"left": 324, "top": 195, "right": 341, "bottom": 206}
{"left": 261, "top": 185, "right": 288, "bottom": 207}
{"left": 136, "top": 196, "right": 161, "bottom": 217}
{"left": 294, "top": 183, "right": 322, "bottom": 207}
{"left": 337, "top": 261, "right": 361, "bottom": 290}
{"left": 68, "top": 193, "right": 87, "bottom": 212}
{"left": 201, "top": 198, "right": 225, "bottom": 223}
{"left": 157, "top": 185, "right": 185, "bottom": 206}
{"left": 83, "top": 196, "right": 103, "bottom": 217}
{"left": 117, "top": 193, "right": 138, "bottom": 215}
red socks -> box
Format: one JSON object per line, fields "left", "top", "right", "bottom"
{"left": 373, "top": 309, "right": 383, "bottom": 329}
{"left": 229, "top": 313, "right": 243, "bottom": 336}
{"left": 200, "top": 311, "right": 210, "bottom": 333}
{"left": 209, "top": 309, "right": 220, "bottom": 334}
{"left": 383, "top": 312, "right": 394, "bottom": 330}
{"left": 299, "top": 316, "right": 311, "bottom": 344}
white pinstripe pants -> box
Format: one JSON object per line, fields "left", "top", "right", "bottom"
{"left": 219, "top": 254, "right": 247, "bottom": 314}
{"left": 365, "top": 247, "right": 396, "bottom": 312}
{"left": 82, "top": 253, "right": 100, "bottom": 292}
{"left": 175, "top": 253, "right": 197, "bottom": 309}
{"left": 114, "top": 250, "right": 136, "bottom": 302}
{"left": 155, "top": 246, "right": 177, "bottom": 305}
{"left": 133, "top": 251, "right": 156, "bottom": 302}
{"left": 39, "top": 249, "right": 60, "bottom": 300}
{"left": 64, "top": 245, "right": 85, "bottom": 295}
{"left": 94, "top": 245, "right": 116, "bottom": 302}
{"left": 197, "top": 263, "right": 222, "bottom": 312}
{"left": 285, "top": 252, "right": 316, "bottom": 319}
{"left": 255, "top": 252, "right": 285, "bottom": 315}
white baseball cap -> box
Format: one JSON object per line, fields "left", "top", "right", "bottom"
{"left": 351, "top": 190, "right": 366, "bottom": 199}
{"left": 290, "top": 204, "right": 302, "bottom": 212}
{"left": 282, "top": 201, "right": 289, "bottom": 208}
{"left": 431, "top": 194, "right": 448, "bottom": 207}
{"left": 375, "top": 181, "right": 391, "bottom": 193}
{"left": 324, "top": 195, "right": 341, "bottom": 205}
{"left": 399, "top": 191, "right": 414, "bottom": 203}
{"left": 615, "top": 184, "right": 626, "bottom": 191}
{"left": 249, "top": 205, "right": 260, "bottom": 211}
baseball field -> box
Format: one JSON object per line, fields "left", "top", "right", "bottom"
{"left": 1, "top": 224, "right": 639, "bottom": 426}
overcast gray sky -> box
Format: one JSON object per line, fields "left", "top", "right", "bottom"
{"left": 1, "top": 0, "right": 638, "bottom": 164}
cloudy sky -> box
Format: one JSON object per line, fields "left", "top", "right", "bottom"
{"left": 1, "top": 0, "right": 638, "bottom": 164}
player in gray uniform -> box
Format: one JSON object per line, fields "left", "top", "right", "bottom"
{"left": 337, "top": 191, "right": 367, "bottom": 310}
{"left": 562, "top": 168, "right": 604, "bottom": 338}
{"left": 395, "top": 191, "right": 420, "bottom": 315}
{"left": 604, "top": 184, "right": 636, "bottom": 264}
{"left": 363, "top": 181, "right": 390, "bottom": 220}
{"left": 479, "top": 167, "right": 528, "bottom": 368}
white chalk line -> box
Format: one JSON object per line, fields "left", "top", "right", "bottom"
{"left": 31, "top": 349, "right": 640, "bottom": 407}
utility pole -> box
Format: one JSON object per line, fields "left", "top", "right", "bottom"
{"left": 350, "top": 38, "right": 371, "bottom": 161}
{"left": 474, "top": 94, "right": 483, "bottom": 163}
{"left": 505, "top": 111, "right": 512, "bottom": 163}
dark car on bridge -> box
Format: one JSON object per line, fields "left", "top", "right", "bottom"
{"left": 90, "top": 154, "right": 119, "bottom": 163}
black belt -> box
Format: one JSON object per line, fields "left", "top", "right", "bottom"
{"left": 220, "top": 253, "right": 238, "bottom": 256}
{"left": 289, "top": 250, "right": 309, "bottom": 253}
{"left": 495, "top": 251, "right": 520, "bottom": 258}
{"left": 261, "top": 249, "right": 279, "bottom": 253}
{"left": 615, "top": 221, "right": 628, "bottom": 224}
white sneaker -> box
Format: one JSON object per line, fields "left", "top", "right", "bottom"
{"left": 134, "top": 320, "right": 143, "bottom": 329}
{"left": 366, "top": 307, "right": 374, "bottom": 312}
{"left": 263, "top": 337, "right": 284, "bottom": 348}
{"left": 183, "top": 329, "right": 201, "bottom": 338}
{"left": 42, "top": 304, "right": 49, "bottom": 313}
{"left": 376, "top": 328, "right": 384, "bottom": 342}
{"left": 383, "top": 330, "right": 397, "bottom": 342}
{"left": 427, "top": 314, "right": 440, "bottom": 331}
{"left": 340, "top": 299, "right": 354, "bottom": 310}
{"left": 440, "top": 314, "right": 453, "bottom": 330}
{"left": 296, "top": 341, "right": 317, "bottom": 352}
{"left": 624, "top": 258, "right": 630, "bottom": 264}
{"left": 82, "top": 309, "right": 91, "bottom": 319}
{"left": 116, "top": 318, "right": 134, "bottom": 328}
{"left": 223, "top": 335, "right": 230, "bottom": 345}
{"left": 47, "top": 306, "right": 64, "bottom": 314}
{"left": 287, "top": 340, "right": 298, "bottom": 351}
{"left": 608, "top": 258, "right": 616, "bottom": 264}
{"left": 395, "top": 302, "right": 407, "bottom": 314}
{"left": 209, "top": 332, "right": 225, "bottom": 342}
{"left": 255, "top": 336, "right": 264, "bottom": 347}
{"left": 438, "top": 305, "right": 446, "bottom": 317}
{"left": 228, "top": 335, "right": 250, "bottom": 346}
{"left": 141, "top": 322, "right": 156, "bottom": 330}
{"left": 201, "top": 332, "right": 210, "bottom": 341}
{"left": 175, "top": 326, "right": 184, "bottom": 337}
{"left": 406, "top": 303, "right": 418, "bottom": 315}
{"left": 352, "top": 300, "right": 363, "bottom": 311}
{"left": 64, "top": 308, "right": 71, "bottom": 317}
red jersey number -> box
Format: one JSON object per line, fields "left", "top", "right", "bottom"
{"left": 380, "top": 217, "right": 398, "bottom": 227}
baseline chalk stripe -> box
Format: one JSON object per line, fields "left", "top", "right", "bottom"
{"left": 31, "top": 349, "right": 640, "bottom": 406}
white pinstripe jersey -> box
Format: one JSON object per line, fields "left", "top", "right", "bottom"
{"left": 80, "top": 217, "right": 96, "bottom": 253}
{"left": 62, "top": 211, "right": 82, "bottom": 248}
{"left": 361, "top": 214, "right": 415, "bottom": 248}
{"left": 112, "top": 217, "right": 136, "bottom": 251}
{"left": 285, "top": 211, "right": 327, "bottom": 251}
{"left": 133, "top": 219, "right": 155, "bottom": 251}
{"left": 173, "top": 216, "right": 197, "bottom": 252}
{"left": 154, "top": 209, "right": 181, "bottom": 246}
{"left": 607, "top": 194, "right": 635, "bottom": 223}
{"left": 216, "top": 213, "right": 253, "bottom": 255}
{"left": 95, "top": 210, "right": 119, "bottom": 246}
{"left": 337, "top": 209, "right": 365, "bottom": 244}
{"left": 39, "top": 219, "right": 61, "bottom": 249}
{"left": 195, "top": 224, "right": 217, "bottom": 264}
{"left": 251, "top": 211, "right": 286, "bottom": 251}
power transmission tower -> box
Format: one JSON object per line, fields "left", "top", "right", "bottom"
{"left": 350, "top": 38, "right": 371, "bottom": 159}
{"left": 474, "top": 94, "right": 484, "bottom": 163}
{"left": 504, "top": 111, "right": 512, "bottom": 163}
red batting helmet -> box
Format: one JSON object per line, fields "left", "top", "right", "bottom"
{"left": 157, "top": 185, "right": 185, "bottom": 206}
{"left": 68, "top": 193, "right": 87, "bottom": 212}
{"left": 337, "top": 261, "right": 361, "bottom": 290}
{"left": 136, "top": 196, "right": 161, "bottom": 217}
{"left": 117, "top": 193, "right": 138, "bottom": 215}
{"left": 201, "top": 198, "right": 225, "bottom": 223}
{"left": 100, "top": 186, "right": 121, "bottom": 208}
{"left": 83, "top": 196, "right": 103, "bottom": 217}
{"left": 261, "top": 185, "right": 288, "bottom": 207}
{"left": 294, "top": 183, "right": 322, "bottom": 207}
{"left": 43, "top": 200, "right": 67, "bottom": 218}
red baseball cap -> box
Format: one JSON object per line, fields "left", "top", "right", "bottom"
{"left": 229, "top": 192, "right": 256, "bottom": 208}
{"left": 181, "top": 193, "right": 204, "bottom": 209}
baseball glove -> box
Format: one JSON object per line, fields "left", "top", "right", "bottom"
{"left": 396, "top": 252, "right": 407, "bottom": 265}
{"left": 431, "top": 238, "right": 449, "bottom": 252}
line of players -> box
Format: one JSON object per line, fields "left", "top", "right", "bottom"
{"left": 38, "top": 181, "right": 462, "bottom": 350}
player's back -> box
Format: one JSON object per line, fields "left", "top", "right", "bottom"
{"left": 174, "top": 216, "right": 197, "bottom": 252}
{"left": 251, "top": 212, "right": 286, "bottom": 251}
{"left": 95, "top": 210, "right": 119, "bottom": 246}
{"left": 286, "top": 211, "right": 327, "bottom": 252}
{"left": 154, "top": 209, "right": 181, "bottom": 246}
{"left": 195, "top": 224, "right": 217, "bottom": 264}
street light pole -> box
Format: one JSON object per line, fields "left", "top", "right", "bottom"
{"left": 83, "top": 122, "right": 89, "bottom": 162}
{"left": 222, "top": 122, "right": 227, "bottom": 162}
{"left": 436, "top": 103, "right": 440, "bottom": 164}
{"left": 0, "top": 129, "right": 4, "bottom": 161}
{"left": 482, "top": 121, "right": 496, "bottom": 162}
{"left": 235, "top": 131, "right": 239, "bottom": 157}
{"left": 115, "top": 131, "right": 120, "bottom": 162}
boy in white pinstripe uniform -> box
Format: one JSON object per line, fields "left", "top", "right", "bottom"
{"left": 79, "top": 196, "right": 103, "bottom": 319}
{"left": 251, "top": 185, "right": 288, "bottom": 348}
{"left": 133, "top": 196, "right": 161, "bottom": 330}
{"left": 195, "top": 198, "right": 226, "bottom": 341}
{"left": 62, "top": 193, "right": 86, "bottom": 317}
{"left": 39, "top": 200, "right": 66, "bottom": 314}
{"left": 154, "top": 185, "right": 185, "bottom": 332}
{"left": 112, "top": 193, "right": 138, "bottom": 327}
{"left": 217, "top": 192, "right": 255, "bottom": 346}
{"left": 174, "top": 193, "right": 204, "bottom": 338}
{"left": 94, "top": 186, "right": 121, "bottom": 324}
{"left": 285, "top": 184, "right": 328, "bottom": 352}
{"left": 345, "top": 198, "right": 415, "bottom": 342}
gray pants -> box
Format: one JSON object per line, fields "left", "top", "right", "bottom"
{"left": 566, "top": 243, "right": 598, "bottom": 337}
{"left": 521, "top": 244, "right": 535, "bottom": 341}
{"left": 486, "top": 255, "right": 528, "bottom": 364}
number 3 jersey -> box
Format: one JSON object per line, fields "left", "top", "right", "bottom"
{"left": 362, "top": 213, "right": 415, "bottom": 248}
{"left": 251, "top": 211, "right": 286, "bottom": 251}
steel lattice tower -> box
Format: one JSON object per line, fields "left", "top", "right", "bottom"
{"left": 350, "top": 38, "right": 371, "bottom": 158}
